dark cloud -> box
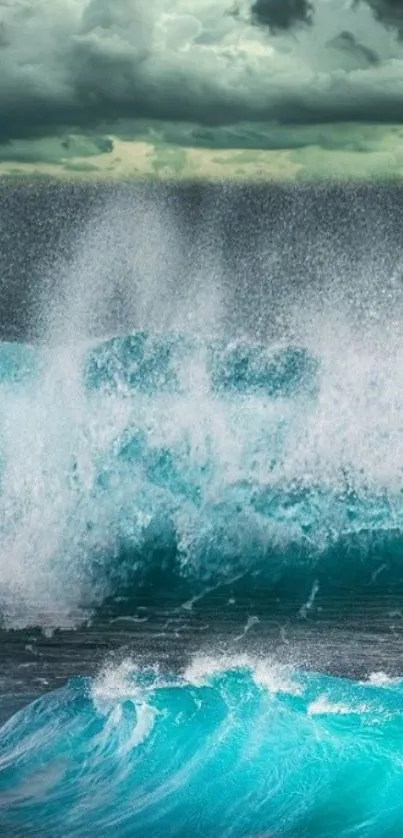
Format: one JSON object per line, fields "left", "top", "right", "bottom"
{"left": 60, "top": 136, "right": 114, "bottom": 154}
{"left": 0, "top": 136, "right": 113, "bottom": 168}
{"left": 1, "top": 0, "right": 403, "bottom": 151}
{"left": 118, "top": 119, "right": 389, "bottom": 153}
{"left": 360, "top": 1, "right": 403, "bottom": 38}
{"left": 328, "top": 30, "right": 380, "bottom": 65}
{"left": 251, "top": 0, "right": 314, "bottom": 30}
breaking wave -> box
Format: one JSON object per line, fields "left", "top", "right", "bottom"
{"left": 1, "top": 656, "right": 403, "bottom": 837}
{"left": 1, "top": 330, "right": 403, "bottom": 628}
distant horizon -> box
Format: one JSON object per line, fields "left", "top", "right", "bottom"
{"left": 3, "top": 127, "right": 403, "bottom": 182}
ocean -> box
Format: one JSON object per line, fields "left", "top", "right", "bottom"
{"left": 1, "top": 181, "right": 403, "bottom": 836}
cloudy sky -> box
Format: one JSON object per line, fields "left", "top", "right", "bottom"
{"left": 2, "top": 0, "right": 403, "bottom": 179}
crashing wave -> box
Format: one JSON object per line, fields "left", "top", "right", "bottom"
{"left": 1, "top": 333, "right": 403, "bottom": 628}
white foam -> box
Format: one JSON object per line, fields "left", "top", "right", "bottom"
{"left": 366, "top": 672, "right": 400, "bottom": 687}
{"left": 184, "top": 654, "right": 302, "bottom": 696}
{"left": 92, "top": 660, "right": 143, "bottom": 706}
{"left": 308, "top": 696, "right": 369, "bottom": 716}
{"left": 91, "top": 661, "right": 157, "bottom": 753}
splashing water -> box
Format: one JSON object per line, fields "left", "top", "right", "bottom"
{"left": 2, "top": 328, "right": 403, "bottom": 628}
{"left": 2, "top": 189, "right": 403, "bottom": 628}
{"left": 2, "top": 185, "right": 403, "bottom": 837}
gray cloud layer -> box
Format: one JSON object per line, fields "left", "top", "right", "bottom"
{"left": 1, "top": 0, "right": 403, "bottom": 147}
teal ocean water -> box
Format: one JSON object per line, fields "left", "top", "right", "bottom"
{"left": 1, "top": 331, "right": 403, "bottom": 836}
{"left": 2, "top": 658, "right": 403, "bottom": 838}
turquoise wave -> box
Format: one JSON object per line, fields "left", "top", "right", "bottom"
{"left": 0, "top": 332, "right": 402, "bottom": 627}
{"left": 1, "top": 659, "right": 402, "bottom": 837}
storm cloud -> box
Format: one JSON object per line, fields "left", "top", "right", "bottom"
{"left": 360, "top": 0, "right": 403, "bottom": 38}
{"left": 251, "top": 0, "right": 314, "bottom": 31}
{"left": 327, "top": 30, "right": 380, "bottom": 66}
{"left": 1, "top": 0, "right": 403, "bottom": 150}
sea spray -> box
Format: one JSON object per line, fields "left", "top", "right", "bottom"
{"left": 1, "top": 331, "right": 403, "bottom": 628}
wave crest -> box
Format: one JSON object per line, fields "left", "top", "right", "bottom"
{"left": 1, "top": 657, "right": 403, "bottom": 837}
